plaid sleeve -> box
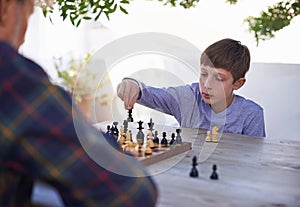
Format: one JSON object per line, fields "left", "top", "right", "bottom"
{"left": 0, "top": 42, "right": 157, "bottom": 207}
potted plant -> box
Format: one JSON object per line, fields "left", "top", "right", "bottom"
{"left": 54, "top": 52, "right": 111, "bottom": 122}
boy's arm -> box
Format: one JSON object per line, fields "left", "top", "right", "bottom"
{"left": 137, "top": 81, "right": 182, "bottom": 118}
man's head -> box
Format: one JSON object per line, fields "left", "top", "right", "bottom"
{"left": 0, "top": 0, "right": 34, "bottom": 50}
{"left": 199, "top": 39, "right": 251, "bottom": 113}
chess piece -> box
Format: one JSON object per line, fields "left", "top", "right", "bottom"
{"left": 160, "top": 132, "right": 168, "bottom": 147}
{"left": 147, "top": 130, "right": 153, "bottom": 140}
{"left": 129, "top": 130, "right": 133, "bottom": 142}
{"left": 205, "top": 130, "right": 212, "bottom": 142}
{"left": 127, "top": 109, "right": 134, "bottom": 122}
{"left": 137, "top": 141, "right": 144, "bottom": 157}
{"left": 123, "top": 120, "right": 128, "bottom": 134}
{"left": 153, "top": 130, "right": 159, "bottom": 146}
{"left": 147, "top": 118, "right": 154, "bottom": 131}
{"left": 124, "top": 134, "right": 133, "bottom": 152}
{"left": 119, "top": 126, "right": 125, "bottom": 138}
{"left": 112, "top": 121, "right": 119, "bottom": 139}
{"left": 189, "top": 156, "right": 198, "bottom": 178}
{"left": 169, "top": 133, "right": 176, "bottom": 146}
{"left": 106, "top": 125, "right": 112, "bottom": 135}
{"left": 144, "top": 142, "right": 153, "bottom": 156}
{"left": 147, "top": 138, "right": 154, "bottom": 149}
{"left": 211, "top": 126, "right": 219, "bottom": 142}
{"left": 210, "top": 164, "right": 219, "bottom": 180}
{"left": 136, "top": 120, "right": 145, "bottom": 144}
{"left": 130, "top": 145, "right": 139, "bottom": 157}
{"left": 126, "top": 130, "right": 133, "bottom": 142}
{"left": 175, "top": 128, "right": 182, "bottom": 144}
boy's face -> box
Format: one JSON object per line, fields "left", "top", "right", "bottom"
{"left": 199, "top": 65, "right": 245, "bottom": 113}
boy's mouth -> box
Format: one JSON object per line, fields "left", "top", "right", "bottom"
{"left": 202, "top": 92, "right": 211, "bottom": 99}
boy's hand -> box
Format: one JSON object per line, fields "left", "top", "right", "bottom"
{"left": 117, "top": 78, "right": 140, "bottom": 110}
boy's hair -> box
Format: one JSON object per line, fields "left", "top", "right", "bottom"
{"left": 200, "top": 38, "right": 251, "bottom": 82}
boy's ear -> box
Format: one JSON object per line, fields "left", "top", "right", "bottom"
{"left": 233, "top": 78, "right": 246, "bottom": 90}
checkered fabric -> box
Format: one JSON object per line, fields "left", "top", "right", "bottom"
{"left": 0, "top": 41, "right": 157, "bottom": 207}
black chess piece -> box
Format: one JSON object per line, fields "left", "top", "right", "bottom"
{"left": 169, "top": 133, "right": 176, "bottom": 145}
{"left": 153, "top": 130, "right": 159, "bottom": 144}
{"left": 210, "top": 164, "right": 219, "bottom": 180}
{"left": 175, "top": 128, "right": 182, "bottom": 144}
{"left": 189, "top": 156, "right": 199, "bottom": 178}
{"left": 112, "top": 121, "right": 119, "bottom": 139}
{"left": 147, "top": 118, "right": 154, "bottom": 131}
{"left": 161, "top": 132, "right": 168, "bottom": 147}
{"left": 136, "top": 120, "right": 144, "bottom": 144}
{"left": 128, "top": 130, "right": 133, "bottom": 142}
{"left": 106, "top": 125, "right": 111, "bottom": 134}
{"left": 127, "top": 109, "right": 134, "bottom": 122}
{"left": 123, "top": 120, "right": 128, "bottom": 133}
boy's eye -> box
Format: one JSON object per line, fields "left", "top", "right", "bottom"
{"left": 200, "top": 72, "right": 208, "bottom": 77}
{"left": 216, "top": 76, "right": 223, "bottom": 81}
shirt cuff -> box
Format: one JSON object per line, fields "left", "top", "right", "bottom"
{"left": 122, "top": 77, "right": 143, "bottom": 99}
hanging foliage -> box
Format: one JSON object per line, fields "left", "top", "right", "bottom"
{"left": 36, "top": 0, "right": 300, "bottom": 45}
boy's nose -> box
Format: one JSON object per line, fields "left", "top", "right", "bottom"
{"left": 204, "top": 77, "right": 213, "bottom": 89}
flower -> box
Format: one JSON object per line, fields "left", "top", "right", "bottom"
{"left": 54, "top": 52, "right": 108, "bottom": 104}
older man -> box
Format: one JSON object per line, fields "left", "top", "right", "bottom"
{"left": 0, "top": 0, "right": 157, "bottom": 206}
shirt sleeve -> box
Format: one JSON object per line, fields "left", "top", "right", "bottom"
{"left": 0, "top": 47, "right": 157, "bottom": 207}
{"left": 242, "top": 107, "right": 266, "bottom": 137}
{"left": 137, "top": 81, "right": 182, "bottom": 120}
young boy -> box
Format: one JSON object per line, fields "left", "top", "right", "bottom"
{"left": 117, "top": 38, "right": 266, "bottom": 137}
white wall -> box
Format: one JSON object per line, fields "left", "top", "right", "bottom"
{"left": 237, "top": 63, "right": 300, "bottom": 140}
{"left": 20, "top": 4, "right": 300, "bottom": 140}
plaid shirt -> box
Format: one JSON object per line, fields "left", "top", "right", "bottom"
{"left": 0, "top": 42, "right": 157, "bottom": 207}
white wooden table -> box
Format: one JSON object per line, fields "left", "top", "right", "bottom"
{"left": 33, "top": 122, "right": 300, "bottom": 207}
{"left": 146, "top": 127, "right": 300, "bottom": 207}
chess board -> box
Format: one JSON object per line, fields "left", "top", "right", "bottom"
{"left": 138, "top": 142, "right": 192, "bottom": 166}
{"left": 94, "top": 120, "right": 192, "bottom": 166}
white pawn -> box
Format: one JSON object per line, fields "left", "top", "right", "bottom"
{"left": 205, "top": 131, "right": 212, "bottom": 142}
{"left": 212, "top": 126, "right": 219, "bottom": 142}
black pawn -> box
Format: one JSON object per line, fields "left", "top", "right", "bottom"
{"left": 175, "top": 128, "right": 182, "bottom": 144}
{"left": 106, "top": 125, "right": 111, "bottom": 134}
{"left": 160, "top": 132, "right": 168, "bottom": 147}
{"left": 127, "top": 109, "right": 134, "bottom": 122}
{"left": 153, "top": 130, "right": 159, "bottom": 144}
{"left": 169, "top": 133, "right": 176, "bottom": 145}
{"left": 189, "top": 156, "right": 198, "bottom": 178}
{"left": 210, "top": 164, "right": 219, "bottom": 180}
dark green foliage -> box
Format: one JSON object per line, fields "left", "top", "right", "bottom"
{"left": 40, "top": 0, "right": 300, "bottom": 45}
{"left": 245, "top": 0, "right": 300, "bottom": 45}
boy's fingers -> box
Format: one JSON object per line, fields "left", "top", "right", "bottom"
{"left": 117, "top": 79, "right": 140, "bottom": 109}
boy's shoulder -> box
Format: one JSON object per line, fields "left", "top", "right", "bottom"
{"left": 234, "top": 94, "right": 263, "bottom": 112}
{"left": 189, "top": 82, "right": 200, "bottom": 92}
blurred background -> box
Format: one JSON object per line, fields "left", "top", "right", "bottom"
{"left": 20, "top": 0, "right": 300, "bottom": 140}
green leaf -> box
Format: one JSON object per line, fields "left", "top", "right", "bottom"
{"left": 120, "top": 6, "right": 128, "bottom": 14}
{"left": 121, "top": 0, "right": 130, "bottom": 3}
{"left": 83, "top": 16, "right": 92, "bottom": 20}
{"left": 76, "top": 19, "right": 82, "bottom": 27}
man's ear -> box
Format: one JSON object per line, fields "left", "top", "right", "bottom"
{"left": 0, "top": 0, "right": 8, "bottom": 25}
{"left": 233, "top": 78, "right": 246, "bottom": 90}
